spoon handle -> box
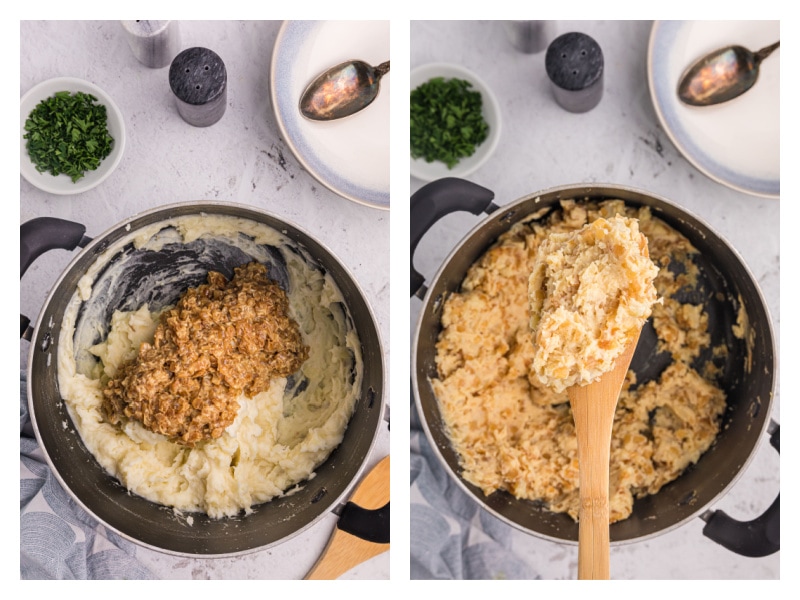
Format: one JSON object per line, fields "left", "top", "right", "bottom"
{"left": 374, "top": 61, "right": 390, "bottom": 78}
{"left": 570, "top": 387, "right": 615, "bottom": 580}
{"left": 755, "top": 41, "right": 780, "bottom": 64}
{"left": 568, "top": 338, "right": 638, "bottom": 580}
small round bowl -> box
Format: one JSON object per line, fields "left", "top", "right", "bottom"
{"left": 21, "top": 77, "right": 126, "bottom": 195}
{"left": 410, "top": 63, "right": 501, "bottom": 182}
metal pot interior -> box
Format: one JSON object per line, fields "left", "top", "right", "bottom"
{"left": 28, "top": 202, "right": 384, "bottom": 556}
{"left": 413, "top": 184, "right": 774, "bottom": 545}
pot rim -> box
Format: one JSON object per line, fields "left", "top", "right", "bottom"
{"left": 411, "top": 181, "right": 776, "bottom": 546}
{"left": 25, "top": 199, "right": 387, "bottom": 557}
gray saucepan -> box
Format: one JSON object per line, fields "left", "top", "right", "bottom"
{"left": 21, "top": 201, "right": 386, "bottom": 557}
{"left": 411, "top": 178, "right": 778, "bottom": 557}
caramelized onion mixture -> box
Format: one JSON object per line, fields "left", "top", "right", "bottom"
{"left": 102, "top": 262, "right": 308, "bottom": 446}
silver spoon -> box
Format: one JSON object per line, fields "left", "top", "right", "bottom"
{"left": 677, "top": 41, "right": 779, "bottom": 107}
{"left": 299, "top": 59, "right": 390, "bottom": 121}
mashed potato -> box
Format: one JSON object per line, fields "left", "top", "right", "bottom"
{"left": 57, "top": 214, "right": 362, "bottom": 519}
{"left": 432, "top": 199, "right": 726, "bottom": 523}
{"left": 528, "top": 215, "right": 659, "bottom": 392}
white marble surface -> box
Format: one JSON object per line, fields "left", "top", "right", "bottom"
{"left": 20, "top": 20, "right": 389, "bottom": 580}
{"left": 410, "top": 20, "right": 780, "bottom": 580}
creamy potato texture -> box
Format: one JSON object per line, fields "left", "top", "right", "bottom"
{"left": 528, "top": 215, "right": 659, "bottom": 392}
{"left": 57, "top": 214, "right": 362, "bottom": 519}
{"left": 432, "top": 199, "right": 727, "bottom": 523}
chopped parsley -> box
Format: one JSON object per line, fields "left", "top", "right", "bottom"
{"left": 410, "top": 76, "right": 489, "bottom": 169}
{"left": 24, "top": 90, "right": 114, "bottom": 183}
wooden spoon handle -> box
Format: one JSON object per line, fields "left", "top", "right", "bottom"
{"left": 304, "top": 456, "right": 390, "bottom": 579}
{"left": 305, "top": 525, "right": 389, "bottom": 580}
{"left": 568, "top": 338, "right": 638, "bottom": 580}
{"left": 570, "top": 395, "right": 614, "bottom": 579}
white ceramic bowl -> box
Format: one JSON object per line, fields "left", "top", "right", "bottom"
{"left": 20, "top": 77, "right": 126, "bottom": 195}
{"left": 410, "top": 63, "right": 501, "bottom": 182}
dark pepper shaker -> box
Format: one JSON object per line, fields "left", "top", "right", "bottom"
{"left": 169, "top": 47, "right": 227, "bottom": 127}
{"left": 545, "top": 32, "right": 604, "bottom": 113}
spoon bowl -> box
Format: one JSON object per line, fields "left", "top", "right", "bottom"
{"left": 300, "top": 59, "right": 390, "bottom": 121}
{"left": 678, "top": 41, "right": 779, "bottom": 107}
{"left": 567, "top": 331, "right": 641, "bottom": 580}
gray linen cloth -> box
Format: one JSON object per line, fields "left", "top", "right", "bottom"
{"left": 410, "top": 389, "right": 539, "bottom": 579}
{"left": 20, "top": 371, "right": 156, "bottom": 580}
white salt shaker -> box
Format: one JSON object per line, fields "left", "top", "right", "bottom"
{"left": 120, "top": 21, "right": 181, "bottom": 69}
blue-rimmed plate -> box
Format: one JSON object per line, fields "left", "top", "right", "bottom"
{"left": 648, "top": 21, "right": 779, "bottom": 199}
{"left": 271, "top": 20, "right": 390, "bottom": 210}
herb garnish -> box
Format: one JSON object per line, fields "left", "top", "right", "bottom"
{"left": 410, "top": 76, "right": 489, "bottom": 169}
{"left": 24, "top": 91, "right": 114, "bottom": 183}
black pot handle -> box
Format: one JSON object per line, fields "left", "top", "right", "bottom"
{"left": 337, "top": 501, "right": 390, "bottom": 544}
{"left": 701, "top": 422, "right": 779, "bottom": 557}
{"left": 21, "top": 217, "right": 88, "bottom": 278}
{"left": 410, "top": 177, "right": 496, "bottom": 298}
{"left": 20, "top": 217, "right": 89, "bottom": 337}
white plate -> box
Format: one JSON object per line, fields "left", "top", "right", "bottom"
{"left": 410, "top": 63, "right": 501, "bottom": 182}
{"left": 20, "top": 77, "right": 126, "bottom": 195}
{"left": 648, "top": 21, "right": 779, "bottom": 199}
{"left": 271, "top": 21, "right": 390, "bottom": 210}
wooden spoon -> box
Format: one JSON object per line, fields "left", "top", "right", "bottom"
{"left": 304, "top": 455, "right": 390, "bottom": 579}
{"left": 567, "top": 332, "right": 640, "bottom": 580}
